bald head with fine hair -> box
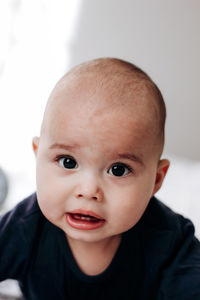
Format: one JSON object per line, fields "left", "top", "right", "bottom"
{"left": 41, "top": 57, "right": 166, "bottom": 158}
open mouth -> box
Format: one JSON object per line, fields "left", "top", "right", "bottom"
{"left": 69, "top": 213, "right": 102, "bottom": 222}
{"left": 66, "top": 211, "right": 105, "bottom": 230}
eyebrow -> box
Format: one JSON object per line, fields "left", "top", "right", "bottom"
{"left": 49, "top": 143, "right": 144, "bottom": 166}
{"left": 49, "top": 143, "right": 79, "bottom": 151}
{"left": 117, "top": 153, "right": 144, "bottom": 166}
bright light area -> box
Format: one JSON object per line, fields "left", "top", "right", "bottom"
{"left": 0, "top": 0, "right": 81, "bottom": 211}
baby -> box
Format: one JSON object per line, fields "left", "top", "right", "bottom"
{"left": 0, "top": 58, "right": 200, "bottom": 299}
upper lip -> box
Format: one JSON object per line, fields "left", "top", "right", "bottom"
{"left": 67, "top": 209, "right": 105, "bottom": 220}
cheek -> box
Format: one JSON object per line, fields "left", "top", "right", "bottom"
{"left": 36, "top": 156, "right": 68, "bottom": 197}
{"left": 108, "top": 179, "right": 154, "bottom": 229}
{"left": 35, "top": 162, "right": 70, "bottom": 220}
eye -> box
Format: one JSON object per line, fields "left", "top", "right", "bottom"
{"left": 57, "top": 156, "right": 78, "bottom": 169}
{"left": 108, "top": 163, "right": 132, "bottom": 177}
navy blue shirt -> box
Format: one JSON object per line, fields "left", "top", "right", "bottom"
{"left": 0, "top": 193, "right": 200, "bottom": 299}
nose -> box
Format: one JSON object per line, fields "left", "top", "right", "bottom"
{"left": 74, "top": 175, "right": 104, "bottom": 202}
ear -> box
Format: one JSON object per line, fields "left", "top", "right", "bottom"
{"left": 152, "top": 159, "right": 170, "bottom": 196}
{"left": 32, "top": 136, "right": 40, "bottom": 157}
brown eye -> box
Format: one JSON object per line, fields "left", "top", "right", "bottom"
{"left": 58, "top": 156, "right": 77, "bottom": 169}
{"left": 108, "top": 163, "right": 132, "bottom": 177}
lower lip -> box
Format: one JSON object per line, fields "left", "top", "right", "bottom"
{"left": 66, "top": 214, "right": 105, "bottom": 230}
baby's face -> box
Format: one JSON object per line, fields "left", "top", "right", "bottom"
{"left": 33, "top": 78, "right": 168, "bottom": 244}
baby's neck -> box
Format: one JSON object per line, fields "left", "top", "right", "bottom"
{"left": 66, "top": 235, "right": 122, "bottom": 276}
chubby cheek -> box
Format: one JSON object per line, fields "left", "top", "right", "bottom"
{"left": 36, "top": 164, "right": 70, "bottom": 222}
{"left": 108, "top": 182, "right": 153, "bottom": 232}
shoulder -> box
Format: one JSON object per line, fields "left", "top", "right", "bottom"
{"left": 141, "top": 196, "right": 191, "bottom": 233}
{"left": 0, "top": 193, "right": 48, "bottom": 280}
{"left": 141, "top": 198, "right": 200, "bottom": 299}
{"left": 139, "top": 197, "right": 196, "bottom": 250}
{"left": 0, "top": 193, "right": 43, "bottom": 233}
{"left": 138, "top": 197, "right": 198, "bottom": 266}
{"left": 6, "top": 192, "right": 40, "bottom": 217}
{"left": 0, "top": 193, "right": 51, "bottom": 252}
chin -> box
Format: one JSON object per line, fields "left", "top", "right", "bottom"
{"left": 65, "top": 230, "right": 108, "bottom": 243}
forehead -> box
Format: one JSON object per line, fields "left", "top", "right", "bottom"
{"left": 41, "top": 75, "right": 159, "bottom": 159}
{"left": 46, "top": 71, "right": 158, "bottom": 125}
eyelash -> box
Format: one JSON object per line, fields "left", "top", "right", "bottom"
{"left": 55, "top": 155, "right": 133, "bottom": 177}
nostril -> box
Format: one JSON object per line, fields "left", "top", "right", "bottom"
{"left": 76, "top": 193, "right": 99, "bottom": 201}
{"left": 77, "top": 194, "right": 83, "bottom": 198}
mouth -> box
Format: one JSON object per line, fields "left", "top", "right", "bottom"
{"left": 66, "top": 210, "right": 105, "bottom": 230}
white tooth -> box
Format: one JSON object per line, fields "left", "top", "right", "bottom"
{"left": 73, "top": 215, "right": 81, "bottom": 220}
{"left": 80, "top": 216, "right": 91, "bottom": 221}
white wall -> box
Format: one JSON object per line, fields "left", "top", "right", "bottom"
{"left": 0, "top": 0, "right": 80, "bottom": 207}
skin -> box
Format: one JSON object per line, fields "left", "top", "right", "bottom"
{"left": 32, "top": 71, "right": 169, "bottom": 275}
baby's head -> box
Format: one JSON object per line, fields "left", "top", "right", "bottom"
{"left": 33, "top": 58, "right": 169, "bottom": 243}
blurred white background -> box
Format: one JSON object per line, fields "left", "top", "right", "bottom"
{"left": 0, "top": 0, "right": 199, "bottom": 235}
{"left": 0, "top": 0, "right": 81, "bottom": 208}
